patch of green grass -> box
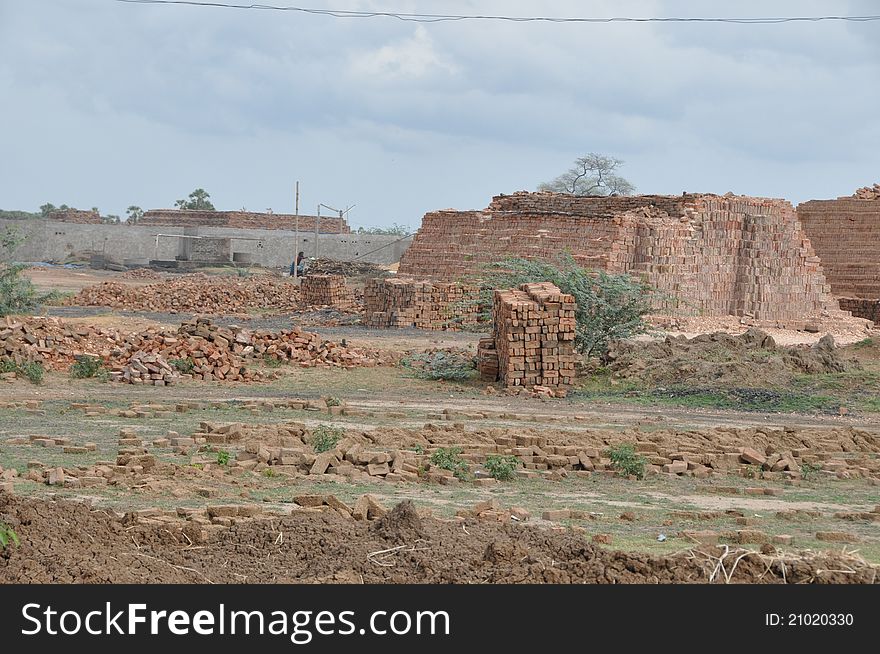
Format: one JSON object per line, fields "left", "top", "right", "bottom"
{"left": 0, "top": 522, "right": 20, "bottom": 549}
{"left": 216, "top": 450, "right": 231, "bottom": 466}
{"left": 607, "top": 444, "right": 647, "bottom": 479}
{"left": 430, "top": 446, "right": 470, "bottom": 480}
{"left": 483, "top": 454, "right": 521, "bottom": 481}
{"left": 169, "top": 357, "right": 194, "bottom": 375}
{"left": 70, "top": 355, "right": 103, "bottom": 379}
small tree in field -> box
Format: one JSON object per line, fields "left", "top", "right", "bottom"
{"left": 471, "top": 254, "right": 652, "bottom": 359}
{"left": 175, "top": 188, "right": 215, "bottom": 210}
{"left": 539, "top": 153, "right": 634, "bottom": 196}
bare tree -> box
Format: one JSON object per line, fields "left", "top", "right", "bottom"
{"left": 538, "top": 153, "right": 635, "bottom": 196}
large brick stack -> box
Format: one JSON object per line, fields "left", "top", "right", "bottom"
{"left": 363, "top": 277, "right": 483, "bottom": 330}
{"left": 480, "top": 282, "right": 576, "bottom": 389}
{"left": 300, "top": 274, "right": 354, "bottom": 309}
{"left": 797, "top": 187, "right": 880, "bottom": 324}
{"left": 48, "top": 209, "right": 102, "bottom": 224}
{"left": 399, "top": 191, "right": 845, "bottom": 324}
{"left": 140, "top": 210, "right": 351, "bottom": 233}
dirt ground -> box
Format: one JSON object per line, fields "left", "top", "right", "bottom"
{"left": 2, "top": 267, "right": 879, "bottom": 584}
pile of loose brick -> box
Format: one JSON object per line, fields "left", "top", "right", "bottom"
{"left": 118, "top": 268, "right": 163, "bottom": 280}
{"left": 139, "top": 209, "right": 351, "bottom": 233}
{"left": 399, "top": 191, "right": 845, "bottom": 323}
{"left": 64, "top": 275, "right": 301, "bottom": 314}
{"left": 798, "top": 187, "right": 880, "bottom": 324}
{"left": 112, "top": 352, "right": 179, "bottom": 385}
{"left": 853, "top": 183, "right": 880, "bottom": 200}
{"left": 300, "top": 274, "right": 355, "bottom": 310}
{"left": 363, "top": 276, "right": 483, "bottom": 330}
{"left": 478, "top": 282, "right": 576, "bottom": 389}
{"left": 2, "top": 315, "right": 394, "bottom": 381}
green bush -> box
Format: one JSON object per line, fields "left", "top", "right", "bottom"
{"left": 216, "top": 450, "right": 231, "bottom": 466}
{"left": 310, "top": 425, "right": 345, "bottom": 453}
{"left": 70, "top": 355, "right": 103, "bottom": 379}
{"left": 800, "top": 462, "right": 823, "bottom": 480}
{"left": 170, "top": 357, "right": 195, "bottom": 375}
{"left": 484, "top": 454, "right": 521, "bottom": 481}
{"left": 606, "top": 443, "right": 647, "bottom": 480}
{"left": 401, "top": 350, "right": 477, "bottom": 381}
{"left": 470, "top": 253, "right": 653, "bottom": 358}
{"left": 261, "top": 355, "right": 283, "bottom": 368}
{"left": 0, "top": 359, "right": 17, "bottom": 374}
{"left": 18, "top": 361, "right": 44, "bottom": 385}
{"left": 0, "top": 522, "right": 19, "bottom": 549}
{"left": 430, "top": 446, "right": 470, "bottom": 480}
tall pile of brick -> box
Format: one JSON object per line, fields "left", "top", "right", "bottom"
{"left": 140, "top": 209, "right": 350, "bottom": 233}
{"left": 797, "top": 187, "right": 880, "bottom": 324}
{"left": 48, "top": 209, "right": 102, "bottom": 224}
{"left": 363, "top": 277, "right": 483, "bottom": 330}
{"left": 399, "top": 191, "right": 845, "bottom": 324}
{"left": 300, "top": 274, "right": 353, "bottom": 309}
{"left": 479, "top": 282, "right": 576, "bottom": 389}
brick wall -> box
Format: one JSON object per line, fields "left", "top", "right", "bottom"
{"left": 399, "top": 191, "right": 841, "bottom": 322}
{"left": 140, "top": 209, "right": 351, "bottom": 234}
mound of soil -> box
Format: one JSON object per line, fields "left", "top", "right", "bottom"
{"left": 1, "top": 496, "right": 876, "bottom": 584}
{"left": 604, "top": 330, "right": 860, "bottom": 386}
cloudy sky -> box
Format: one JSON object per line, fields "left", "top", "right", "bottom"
{"left": 1, "top": 0, "right": 878, "bottom": 228}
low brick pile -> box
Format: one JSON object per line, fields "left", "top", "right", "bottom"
{"left": 300, "top": 274, "right": 354, "bottom": 309}
{"left": 479, "top": 282, "right": 576, "bottom": 389}
{"left": 64, "top": 274, "right": 301, "bottom": 314}
{"left": 838, "top": 298, "right": 880, "bottom": 324}
{"left": 363, "top": 276, "right": 483, "bottom": 330}
{"left": 853, "top": 183, "right": 880, "bottom": 200}
{"left": 118, "top": 268, "right": 163, "bottom": 280}
{"left": 1, "top": 316, "right": 394, "bottom": 381}
{"left": 110, "top": 352, "right": 178, "bottom": 385}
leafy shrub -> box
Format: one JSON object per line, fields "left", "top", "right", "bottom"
{"left": 18, "top": 361, "right": 44, "bottom": 385}
{"left": 0, "top": 358, "right": 44, "bottom": 384}
{"left": 216, "top": 450, "right": 231, "bottom": 466}
{"left": 70, "top": 355, "right": 103, "bottom": 379}
{"left": 0, "top": 522, "right": 19, "bottom": 549}
{"left": 484, "top": 454, "right": 521, "bottom": 481}
{"left": 469, "top": 253, "right": 653, "bottom": 358}
{"left": 800, "top": 462, "right": 823, "bottom": 480}
{"left": 401, "top": 350, "right": 477, "bottom": 381}
{"left": 310, "top": 425, "right": 345, "bottom": 453}
{"left": 430, "top": 446, "right": 470, "bottom": 480}
{"left": 262, "top": 467, "right": 277, "bottom": 478}
{"left": 170, "top": 357, "right": 195, "bottom": 374}
{"left": 606, "top": 443, "right": 647, "bottom": 480}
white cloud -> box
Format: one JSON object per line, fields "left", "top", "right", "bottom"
{"left": 350, "top": 25, "right": 457, "bottom": 80}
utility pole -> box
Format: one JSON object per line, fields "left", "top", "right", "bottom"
{"left": 293, "top": 181, "right": 300, "bottom": 278}
{"left": 315, "top": 204, "right": 320, "bottom": 258}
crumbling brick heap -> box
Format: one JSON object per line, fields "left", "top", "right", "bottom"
{"left": 300, "top": 274, "right": 355, "bottom": 310}
{"left": 2, "top": 316, "right": 395, "bottom": 380}
{"left": 363, "top": 277, "right": 484, "bottom": 330}
{"left": 478, "top": 282, "right": 577, "bottom": 390}
{"left": 47, "top": 209, "right": 102, "bottom": 224}
{"left": 64, "top": 274, "right": 301, "bottom": 314}
{"left": 797, "top": 186, "right": 880, "bottom": 324}
{"left": 139, "top": 209, "right": 350, "bottom": 233}
{"left": 112, "top": 352, "right": 179, "bottom": 385}
{"left": 399, "top": 191, "right": 846, "bottom": 325}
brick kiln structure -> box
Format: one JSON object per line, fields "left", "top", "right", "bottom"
{"left": 300, "top": 274, "right": 354, "bottom": 310}
{"left": 478, "top": 282, "right": 577, "bottom": 389}
{"left": 363, "top": 277, "right": 483, "bottom": 330}
{"left": 797, "top": 186, "right": 880, "bottom": 323}
{"left": 140, "top": 209, "right": 350, "bottom": 233}
{"left": 400, "top": 192, "right": 843, "bottom": 323}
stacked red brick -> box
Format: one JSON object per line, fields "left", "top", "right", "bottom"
{"left": 797, "top": 187, "right": 880, "bottom": 324}
{"left": 399, "top": 192, "right": 844, "bottom": 324}
{"left": 363, "top": 277, "right": 482, "bottom": 330}
{"left": 140, "top": 209, "right": 350, "bottom": 233}
{"left": 483, "top": 282, "right": 576, "bottom": 388}
{"left": 300, "top": 275, "right": 353, "bottom": 309}
{"left": 48, "top": 209, "right": 102, "bottom": 224}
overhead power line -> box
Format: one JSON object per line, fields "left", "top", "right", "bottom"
{"left": 114, "top": 1, "right": 880, "bottom": 25}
